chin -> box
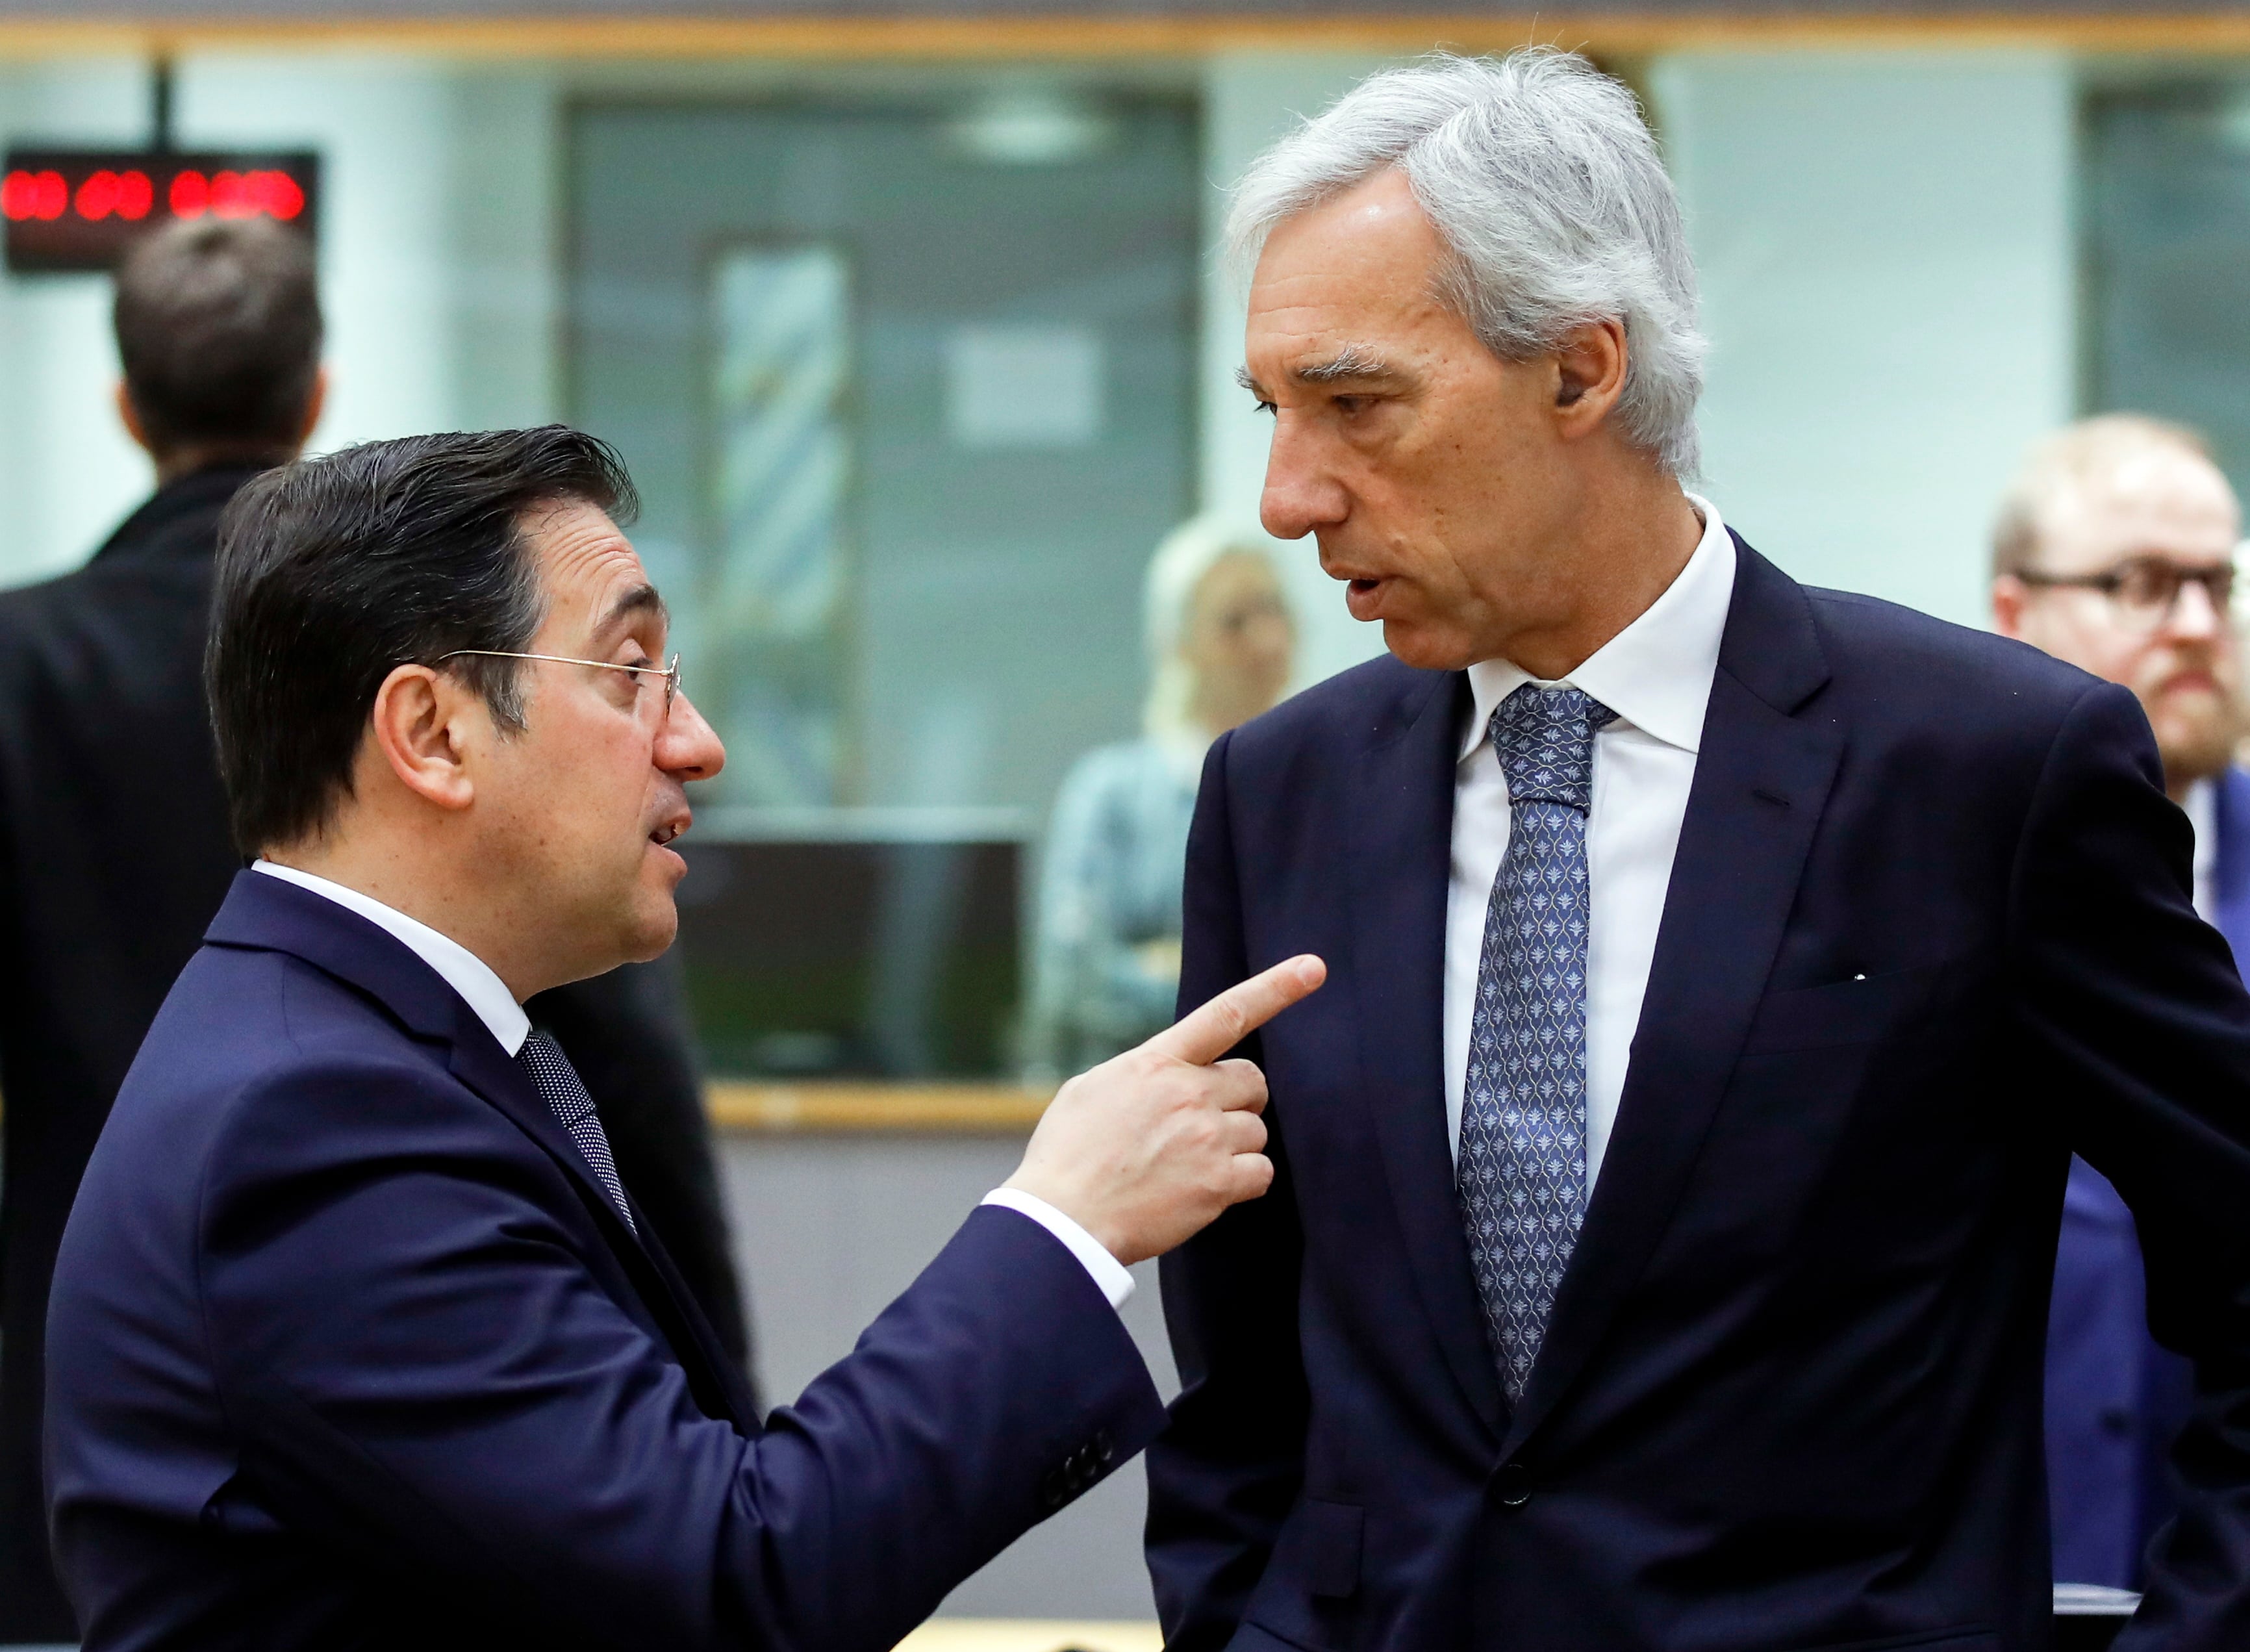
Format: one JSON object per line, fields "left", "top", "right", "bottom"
{"left": 613, "top": 874, "right": 683, "bottom": 963}
{"left": 624, "top": 904, "right": 680, "bottom": 963}
{"left": 1382, "top": 618, "right": 1478, "bottom": 674}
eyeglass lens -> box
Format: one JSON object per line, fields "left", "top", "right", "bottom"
{"left": 2111, "top": 560, "right": 2234, "bottom": 623}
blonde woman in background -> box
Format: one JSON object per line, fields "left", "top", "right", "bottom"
{"left": 1029, "top": 518, "right": 1295, "bottom": 1076}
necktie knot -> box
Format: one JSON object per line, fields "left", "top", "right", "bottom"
{"left": 1490, "top": 683, "right": 1616, "bottom": 813}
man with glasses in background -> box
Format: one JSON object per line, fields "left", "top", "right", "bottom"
{"left": 1992, "top": 412, "right": 2245, "bottom": 1596}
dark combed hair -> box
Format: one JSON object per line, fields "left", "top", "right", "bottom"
{"left": 207, "top": 426, "right": 640, "bottom": 854}
{"left": 114, "top": 216, "right": 322, "bottom": 453}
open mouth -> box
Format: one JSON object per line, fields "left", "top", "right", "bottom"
{"left": 650, "top": 820, "right": 687, "bottom": 848}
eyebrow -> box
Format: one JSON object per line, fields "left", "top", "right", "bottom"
{"left": 1295, "top": 344, "right": 1402, "bottom": 385}
{"left": 1237, "top": 344, "right": 1410, "bottom": 400}
{"left": 590, "top": 582, "right": 668, "bottom": 646}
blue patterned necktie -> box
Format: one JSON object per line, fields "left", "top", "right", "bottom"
{"left": 518, "top": 1030, "right": 637, "bottom": 1236}
{"left": 1458, "top": 682, "right": 1616, "bottom": 1403}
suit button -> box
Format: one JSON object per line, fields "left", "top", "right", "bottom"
{"left": 1493, "top": 1462, "right": 1533, "bottom": 1508}
{"left": 1094, "top": 1430, "right": 1115, "bottom": 1466}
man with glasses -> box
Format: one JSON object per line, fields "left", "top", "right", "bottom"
{"left": 43, "top": 426, "right": 1322, "bottom": 1651}
{"left": 1991, "top": 412, "right": 2244, "bottom": 1595}
{"left": 0, "top": 222, "right": 758, "bottom": 1646}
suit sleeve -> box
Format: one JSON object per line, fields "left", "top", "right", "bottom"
{"left": 2008, "top": 682, "right": 2250, "bottom": 1651}
{"left": 529, "top": 957, "right": 755, "bottom": 1380}
{"left": 197, "top": 1056, "right": 1164, "bottom": 1652}
{"left": 1144, "top": 731, "right": 1312, "bottom": 1649}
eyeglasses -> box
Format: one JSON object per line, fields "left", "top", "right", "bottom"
{"left": 2016, "top": 557, "right": 2236, "bottom": 629}
{"left": 436, "top": 649, "right": 681, "bottom": 715}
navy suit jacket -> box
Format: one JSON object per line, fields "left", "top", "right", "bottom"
{"left": 1146, "top": 539, "right": 2250, "bottom": 1652}
{"left": 2045, "top": 765, "right": 2250, "bottom": 1590}
{"left": 47, "top": 870, "right": 1163, "bottom": 1651}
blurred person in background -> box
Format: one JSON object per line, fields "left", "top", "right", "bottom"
{"left": 0, "top": 219, "right": 748, "bottom": 1643}
{"left": 1991, "top": 413, "right": 2242, "bottom": 1591}
{"left": 1030, "top": 519, "right": 1294, "bottom": 1075}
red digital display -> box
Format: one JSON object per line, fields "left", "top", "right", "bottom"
{"left": 3, "top": 149, "right": 318, "bottom": 273}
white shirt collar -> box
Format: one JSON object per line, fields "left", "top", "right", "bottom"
{"left": 251, "top": 860, "right": 532, "bottom": 1055}
{"left": 1461, "top": 492, "right": 1737, "bottom": 761}
{"left": 2186, "top": 776, "right": 2218, "bottom": 921}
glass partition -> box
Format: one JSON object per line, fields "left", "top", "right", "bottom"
{"left": 568, "top": 91, "right": 1201, "bottom": 1080}
{"left": 2084, "top": 81, "right": 2250, "bottom": 494}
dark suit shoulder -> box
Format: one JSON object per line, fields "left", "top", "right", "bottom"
{"left": 1801, "top": 583, "right": 2102, "bottom": 728}
{"left": 1224, "top": 650, "right": 1455, "bottom": 766}
{"left": 106, "top": 942, "right": 470, "bottom": 1179}
{"left": 0, "top": 468, "right": 241, "bottom": 670}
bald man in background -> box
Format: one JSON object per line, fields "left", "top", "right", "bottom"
{"left": 1991, "top": 413, "right": 2245, "bottom": 1593}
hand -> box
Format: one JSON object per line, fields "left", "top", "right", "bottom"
{"left": 1005, "top": 954, "right": 1326, "bottom": 1266}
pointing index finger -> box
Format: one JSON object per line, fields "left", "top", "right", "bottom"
{"left": 1147, "top": 955, "right": 1327, "bottom": 1067}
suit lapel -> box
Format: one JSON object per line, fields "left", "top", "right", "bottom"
{"left": 447, "top": 1017, "right": 751, "bottom": 1428}
{"left": 445, "top": 1030, "right": 651, "bottom": 1257}
{"left": 1502, "top": 540, "right": 1842, "bottom": 1456}
{"left": 205, "top": 871, "right": 750, "bottom": 1429}
{"left": 635, "top": 1210, "right": 764, "bottom": 1423}
{"left": 1346, "top": 666, "right": 1510, "bottom": 1438}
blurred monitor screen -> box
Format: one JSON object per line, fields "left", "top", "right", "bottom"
{"left": 674, "top": 833, "right": 1021, "bottom": 1080}
{"left": 3, "top": 149, "right": 319, "bottom": 273}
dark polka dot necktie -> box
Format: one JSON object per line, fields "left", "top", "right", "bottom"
{"left": 1458, "top": 682, "right": 1615, "bottom": 1403}
{"left": 518, "top": 1029, "right": 637, "bottom": 1236}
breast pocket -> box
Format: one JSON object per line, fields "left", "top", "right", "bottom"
{"left": 1741, "top": 958, "right": 1966, "bottom": 1056}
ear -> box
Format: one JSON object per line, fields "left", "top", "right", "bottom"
{"left": 114, "top": 381, "right": 156, "bottom": 458}
{"left": 1552, "top": 318, "right": 1629, "bottom": 441}
{"left": 294, "top": 366, "right": 329, "bottom": 453}
{"left": 368, "top": 664, "right": 479, "bottom": 814}
{"left": 1991, "top": 575, "right": 2029, "bottom": 640}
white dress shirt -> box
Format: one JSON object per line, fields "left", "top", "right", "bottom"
{"left": 254, "top": 859, "right": 531, "bottom": 1052}
{"left": 250, "top": 859, "right": 1133, "bottom": 1310}
{"left": 2185, "top": 776, "right": 2218, "bottom": 921}
{"left": 1443, "top": 495, "right": 1737, "bottom": 1188}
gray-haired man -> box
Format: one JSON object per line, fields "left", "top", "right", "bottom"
{"left": 1147, "top": 49, "right": 2250, "bottom": 1651}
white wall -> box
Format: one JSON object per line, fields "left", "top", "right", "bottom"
{"left": 720, "top": 1129, "right": 1181, "bottom": 1620}
{"left": 1199, "top": 51, "right": 1393, "bottom": 690}
{"left": 0, "top": 55, "right": 561, "bottom": 590}
{"left": 0, "top": 49, "right": 2075, "bottom": 628}
{"left": 1652, "top": 51, "right": 2079, "bottom": 627}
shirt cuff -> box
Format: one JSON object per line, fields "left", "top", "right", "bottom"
{"left": 979, "top": 1188, "right": 1135, "bottom": 1311}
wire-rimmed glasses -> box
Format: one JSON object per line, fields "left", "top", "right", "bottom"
{"left": 436, "top": 648, "right": 681, "bottom": 715}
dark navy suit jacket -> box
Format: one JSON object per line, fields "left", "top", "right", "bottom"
{"left": 2045, "top": 767, "right": 2250, "bottom": 1590}
{"left": 46, "top": 871, "right": 1162, "bottom": 1651}
{"left": 1146, "top": 539, "right": 2250, "bottom": 1652}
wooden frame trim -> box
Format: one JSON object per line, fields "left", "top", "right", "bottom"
{"left": 12, "top": 14, "right": 2250, "bottom": 62}
{"left": 707, "top": 1079, "right": 1051, "bottom": 1133}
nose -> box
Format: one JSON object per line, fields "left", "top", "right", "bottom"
{"left": 2168, "top": 576, "right": 2225, "bottom": 641}
{"left": 1259, "top": 413, "right": 1349, "bottom": 544}
{"left": 655, "top": 690, "right": 726, "bottom": 783}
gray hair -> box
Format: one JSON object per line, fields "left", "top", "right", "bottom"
{"left": 1228, "top": 49, "right": 1705, "bottom": 478}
